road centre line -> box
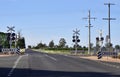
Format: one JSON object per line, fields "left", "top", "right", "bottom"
{"left": 7, "top": 56, "right": 23, "bottom": 77}
{"left": 45, "top": 54, "right": 57, "bottom": 61}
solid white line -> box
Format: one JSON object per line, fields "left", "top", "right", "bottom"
{"left": 45, "top": 54, "right": 57, "bottom": 61}
{"left": 7, "top": 56, "right": 22, "bottom": 77}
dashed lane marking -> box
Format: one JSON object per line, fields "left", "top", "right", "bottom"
{"left": 7, "top": 56, "right": 23, "bottom": 77}
{"left": 45, "top": 54, "right": 57, "bottom": 61}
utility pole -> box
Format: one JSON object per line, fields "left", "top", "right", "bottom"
{"left": 103, "top": 3, "right": 115, "bottom": 44}
{"left": 83, "top": 10, "right": 96, "bottom": 55}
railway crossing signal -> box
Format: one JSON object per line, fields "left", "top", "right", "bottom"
{"left": 96, "top": 30, "right": 104, "bottom": 59}
{"left": 72, "top": 28, "right": 80, "bottom": 55}
{"left": 7, "top": 26, "right": 16, "bottom": 48}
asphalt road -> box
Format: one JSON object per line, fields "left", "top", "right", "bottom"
{"left": 0, "top": 49, "right": 120, "bottom": 77}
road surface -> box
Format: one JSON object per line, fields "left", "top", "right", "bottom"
{"left": 0, "top": 49, "right": 120, "bottom": 77}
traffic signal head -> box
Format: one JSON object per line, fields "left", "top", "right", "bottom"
{"left": 96, "top": 37, "right": 99, "bottom": 41}
{"left": 76, "top": 36, "right": 79, "bottom": 39}
{"left": 12, "top": 33, "right": 16, "bottom": 40}
{"left": 7, "top": 33, "right": 11, "bottom": 41}
{"left": 96, "top": 37, "right": 99, "bottom": 45}
{"left": 72, "top": 36, "right": 75, "bottom": 38}
{"left": 101, "top": 37, "right": 104, "bottom": 41}
{"left": 12, "top": 33, "right": 15, "bottom": 36}
{"left": 72, "top": 39, "right": 75, "bottom": 42}
{"left": 110, "top": 43, "right": 112, "bottom": 47}
{"left": 72, "top": 36, "right": 75, "bottom": 42}
{"left": 77, "top": 39, "right": 80, "bottom": 42}
{"left": 72, "top": 35, "right": 80, "bottom": 43}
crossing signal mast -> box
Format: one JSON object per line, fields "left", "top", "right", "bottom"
{"left": 96, "top": 30, "right": 104, "bottom": 59}
{"left": 72, "top": 28, "right": 80, "bottom": 55}
{"left": 7, "top": 26, "right": 16, "bottom": 48}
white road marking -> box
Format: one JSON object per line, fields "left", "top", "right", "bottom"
{"left": 7, "top": 56, "right": 23, "bottom": 77}
{"left": 45, "top": 54, "right": 57, "bottom": 61}
{"left": 116, "top": 66, "right": 120, "bottom": 68}
{"left": 64, "top": 55, "right": 68, "bottom": 56}
{"left": 96, "top": 60, "right": 120, "bottom": 69}
{"left": 23, "top": 54, "right": 28, "bottom": 56}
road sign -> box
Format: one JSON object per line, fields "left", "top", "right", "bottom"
{"left": 102, "top": 51, "right": 118, "bottom": 56}
{"left": 2, "top": 48, "right": 20, "bottom": 54}
{"left": 97, "top": 51, "right": 102, "bottom": 59}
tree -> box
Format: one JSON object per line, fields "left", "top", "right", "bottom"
{"left": 49, "top": 40, "right": 54, "bottom": 48}
{"left": 17, "top": 37, "right": 26, "bottom": 48}
{"left": 115, "top": 45, "right": 120, "bottom": 49}
{"left": 28, "top": 45, "right": 32, "bottom": 48}
{"left": 36, "top": 42, "right": 47, "bottom": 49}
{"left": 0, "top": 32, "right": 9, "bottom": 48}
{"left": 58, "top": 38, "right": 66, "bottom": 48}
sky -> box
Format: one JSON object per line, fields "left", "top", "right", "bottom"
{"left": 0, "top": 0, "right": 120, "bottom": 47}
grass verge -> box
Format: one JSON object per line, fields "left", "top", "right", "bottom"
{"left": 32, "top": 49, "right": 71, "bottom": 55}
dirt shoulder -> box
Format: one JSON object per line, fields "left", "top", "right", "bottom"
{"left": 80, "top": 56, "right": 120, "bottom": 63}
{"left": 0, "top": 53, "right": 12, "bottom": 57}
{"left": 0, "top": 54, "right": 11, "bottom": 57}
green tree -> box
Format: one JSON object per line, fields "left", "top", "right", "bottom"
{"left": 36, "top": 42, "right": 47, "bottom": 49}
{"left": 17, "top": 37, "right": 26, "bottom": 48}
{"left": 115, "top": 45, "right": 120, "bottom": 49}
{"left": 0, "top": 32, "right": 9, "bottom": 48}
{"left": 28, "top": 45, "right": 32, "bottom": 48}
{"left": 49, "top": 40, "right": 54, "bottom": 48}
{"left": 58, "top": 38, "right": 66, "bottom": 48}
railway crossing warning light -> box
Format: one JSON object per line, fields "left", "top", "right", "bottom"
{"left": 12, "top": 33, "right": 16, "bottom": 40}
{"left": 96, "top": 37, "right": 99, "bottom": 45}
{"left": 7, "top": 33, "right": 16, "bottom": 41}
{"left": 72, "top": 36, "right": 75, "bottom": 42}
{"left": 7, "top": 33, "right": 11, "bottom": 41}
{"left": 72, "top": 35, "right": 80, "bottom": 43}
{"left": 101, "top": 37, "right": 104, "bottom": 41}
{"left": 76, "top": 36, "right": 80, "bottom": 42}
